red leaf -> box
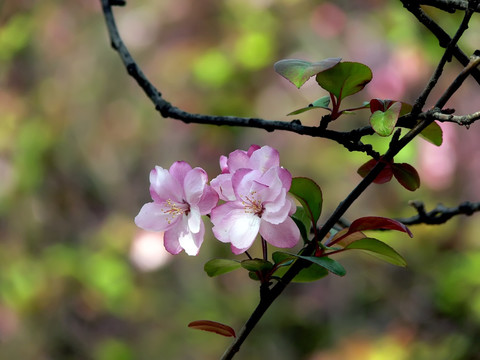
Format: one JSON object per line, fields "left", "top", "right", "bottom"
{"left": 392, "top": 163, "right": 420, "bottom": 191}
{"left": 348, "top": 216, "right": 413, "bottom": 238}
{"left": 188, "top": 320, "right": 236, "bottom": 338}
{"left": 370, "top": 98, "right": 384, "bottom": 113}
{"left": 357, "top": 158, "right": 393, "bottom": 184}
{"left": 330, "top": 216, "right": 413, "bottom": 246}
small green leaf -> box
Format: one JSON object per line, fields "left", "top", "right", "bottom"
{"left": 297, "top": 255, "right": 346, "bottom": 276}
{"left": 204, "top": 259, "right": 241, "bottom": 277}
{"left": 274, "top": 261, "right": 329, "bottom": 282}
{"left": 315, "top": 62, "right": 372, "bottom": 101}
{"left": 289, "top": 177, "right": 323, "bottom": 227}
{"left": 248, "top": 271, "right": 260, "bottom": 281}
{"left": 420, "top": 121, "right": 443, "bottom": 146}
{"left": 241, "top": 258, "right": 274, "bottom": 272}
{"left": 392, "top": 162, "right": 420, "bottom": 191}
{"left": 369, "top": 101, "right": 402, "bottom": 137}
{"left": 346, "top": 238, "right": 407, "bottom": 267}
{"left": 291, "top": 206, "right": 312, "bottom": 242}
{"left": 274, "top": 58, "right": 342, "bottom": 88}
{"left": 188, "top": 320, "right": 236, "bottom": 338}
{"left": 287, "top": 96, "right": 331, "bottom": 115}
{"left": 272, "top": 251, "right": 296, "bottom": 265}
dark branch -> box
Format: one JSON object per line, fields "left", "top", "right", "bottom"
{"left": 401, "top": 0, "right": 480, "bottom": 86}
{"left": 419, "top": 0, "right": 480, "bottom": 12}
{"left": 397, "top": 200, "right": 480, "bottom": 225}
{"left": 99, "top": 0, "right": 383, "bottom": 157}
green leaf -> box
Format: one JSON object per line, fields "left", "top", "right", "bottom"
{"left": 392, "top": 162, "right": 420, "bottom": 191}
{"left": 204, "top": 259, "right": 241, "bottom": 277}
{"left": 274, "top": 261, "right": 329, "bottom": 282}
{"left": 420, "top": 121, "right": 443, "bottom": 146}
{"left": 369, "top": 101, "right": 402, "bottom": 137}
{"left": 272, "top": 251, "right": 296, "bottom": 266}
{"left": 346, "top": 238, "right": 407, "bottom": 267}
{"left": 297, "top": 255, "right": 346, "bottom": 276}
{"left": 315, "top": 62, "right": 372, "bottom": 101}
{"left": 248, "top": 271, "right": 260, "bottom": 281}
{"left": 241, "top": 258, "right": 274, "bottom": 272}
{"left": 274, "top": 58, "right": 342, "bottom": 88}
{"left": 287, "top": 96, "right": 331, "bottom": 115}
{"left": 289, "top": 177, "right": 323, "bottom": 226}
{"left": 291, "top": 206, "right": 312, "bottom": 242}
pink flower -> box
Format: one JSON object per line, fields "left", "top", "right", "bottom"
{"left": 211, "top": 166, "right": 300, "bottom": 254}
{"left": 135, "top": 161, "right": 218, "bottom": 256}
{"left": 211, "top": 145, "right": 281, "bottom": 201}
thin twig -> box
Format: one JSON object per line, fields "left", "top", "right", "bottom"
{"left": 429, "top": 110, "right": 480, "bottom": 125}
{"left": 408, "top": 0, "right": 477, "bottom": 115}
{"left": 419, "top": 0, "right": 480, "bottom": 12}
{"left": 401, "top": 0, "right": 480, "bottom": 86}
{"left": 397, "top": 200, "right": 480, "bottom": 225}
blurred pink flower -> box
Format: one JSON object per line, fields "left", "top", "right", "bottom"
{"left": 211, "top": 165, "right": 299, "bottom": 255}
{"left": 135, "top": 161, "right": 218, "bottom": 256}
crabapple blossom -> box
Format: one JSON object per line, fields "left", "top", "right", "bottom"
{"left": 211, "top": 145, "right": 281, "bottom": 201}
{"left": 135, "top": 161, "right": 218, "bottom": 256}
{"left": 211, "top": 165, "right": 300, "bottom": 254}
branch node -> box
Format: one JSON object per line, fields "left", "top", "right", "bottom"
{"left": 459, "top": 201, "right": 475, "bottom": 215}
{"left": 109, "top": 0, "right": 126, "bottom": 6}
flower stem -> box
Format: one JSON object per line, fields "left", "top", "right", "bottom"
{"left": 261, "top": 237, "right": 268, "bottom": 261}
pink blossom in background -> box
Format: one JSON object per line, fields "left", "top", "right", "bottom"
{"left": 135, "top": 161, "right": 218, "bottom": 256}
{"left": 130, "top": 231, "right": 172, "bottom": 271}
{"left": 418, "top": 123, "right": 457, "bottom": 190}
{"left": 210, "top": 147, "right": 300, "bottom": 254}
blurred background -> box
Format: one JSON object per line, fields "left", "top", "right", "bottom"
{"left": 2, "top": 0, "right": 480, "bottom": 359}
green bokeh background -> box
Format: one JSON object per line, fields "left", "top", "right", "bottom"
{"left": 2, "top": 1, "right": 480, "bottom": 359}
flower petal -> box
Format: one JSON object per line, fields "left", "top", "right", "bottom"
{"left": 226, "top": 149, "right": 250, "bottom": 172}
{"left": 163, "top": 229, "right": 183, "bottom": 255}
{"left": 187, "top": 206, "right": 201, "bottom": 233}
{"left": 197, "top": 186, "right": 219, "bottom": 215}
{"left": 134, "top": 202, "right": 179, "bottom": 232}
{"left": 246, "top": 144, "right": 261, "bottom": 156}
{"left": 228, "top": 212, "right": 261, "bottom": 252}
{"left": 211, "top": 202, "right": 261, "bottom": 252}
{"left": 260, "top": 216, "right": 300, "bottom": 249}
{"left": 149, "top": 166, "right": 182, "bottom": 203}
{"left": 184, "top": 167, "right": 208, "bottom": 205}
{"left": 169, "top": 161, "right": 193, "bottom": 185}
{"left": 248, "top": 146, "right": 280, "bottom": 172}
{"left": 219, "top": 155, "right": 229, "bottom": 173}
{"left": 262, "top": 189, "right": 291, "bottom": 224}
{"left": 210, "top": 173, "right": 235, "bottom": 201}
{"left": 164, "top": 217, "right": 205, "bottom": 256}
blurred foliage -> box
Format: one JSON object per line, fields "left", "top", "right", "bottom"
{"left": 1, "top": 0, "right": 480, "bottom": 359}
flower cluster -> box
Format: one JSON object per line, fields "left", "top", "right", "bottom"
{"left": 135, "top": 145, "right": 300, "bottom": 255}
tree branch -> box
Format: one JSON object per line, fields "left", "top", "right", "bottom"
{"left": 397, "top": 200, "right": 480, "bottom": 225}
{"left": 430, "top": 110, "right": 480, "bottom": 125}
{"left": 419, "top": 0, "right": 480, "bottom": 12}
{"left": 99, "top": 0, "right": 384, "bottom": 156}
{"left": 401, "top": 0, "right": 480, "bottom": 86}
